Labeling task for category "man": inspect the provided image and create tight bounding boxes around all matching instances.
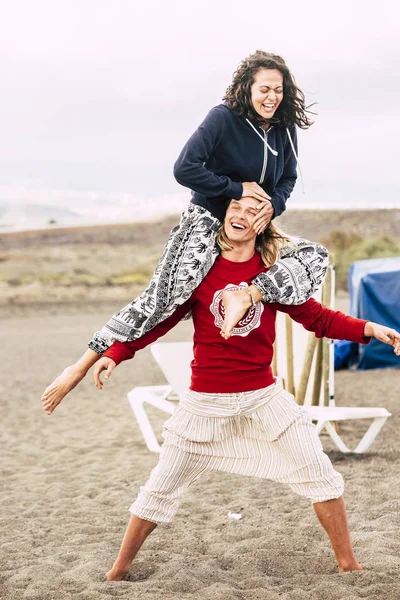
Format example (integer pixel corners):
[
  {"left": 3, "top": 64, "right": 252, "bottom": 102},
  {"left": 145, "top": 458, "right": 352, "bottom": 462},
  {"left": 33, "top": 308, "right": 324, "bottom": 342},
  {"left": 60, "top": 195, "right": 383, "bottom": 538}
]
[{"left": 93, "top": 197, "right": 399, "bottom": 581}]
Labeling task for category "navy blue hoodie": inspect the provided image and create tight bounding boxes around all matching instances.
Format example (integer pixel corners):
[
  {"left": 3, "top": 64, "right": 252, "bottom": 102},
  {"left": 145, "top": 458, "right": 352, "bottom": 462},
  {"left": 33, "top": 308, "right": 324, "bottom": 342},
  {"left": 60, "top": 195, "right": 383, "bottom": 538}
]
[{"left": 173, "top": 103, "right": 298, "bottom": 222}]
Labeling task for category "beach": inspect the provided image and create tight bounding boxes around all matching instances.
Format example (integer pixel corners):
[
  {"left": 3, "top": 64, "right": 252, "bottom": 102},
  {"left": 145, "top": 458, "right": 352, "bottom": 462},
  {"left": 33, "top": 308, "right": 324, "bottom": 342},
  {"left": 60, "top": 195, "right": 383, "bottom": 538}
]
[
  {"left": 1, "top": 210, "right": 400, "bottom": 599},
  {"left": 1, "top": 208, "right": 399, "bottom": 312}
]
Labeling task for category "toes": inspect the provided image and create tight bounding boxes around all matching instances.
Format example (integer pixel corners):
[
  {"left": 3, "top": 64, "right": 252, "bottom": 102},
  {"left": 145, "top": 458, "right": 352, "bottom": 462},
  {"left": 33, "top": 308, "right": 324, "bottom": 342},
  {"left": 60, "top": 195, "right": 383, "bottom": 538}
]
[{"left": 42, "top": 387, "right": 57, "bottom": 401}]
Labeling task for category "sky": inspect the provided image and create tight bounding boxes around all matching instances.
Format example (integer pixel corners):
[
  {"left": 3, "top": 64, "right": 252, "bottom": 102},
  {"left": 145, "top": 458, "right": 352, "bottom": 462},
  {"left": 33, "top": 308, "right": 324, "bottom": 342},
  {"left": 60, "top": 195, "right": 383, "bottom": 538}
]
[{"left": 1, "top": 0, "right": 400, "bottom": 224}]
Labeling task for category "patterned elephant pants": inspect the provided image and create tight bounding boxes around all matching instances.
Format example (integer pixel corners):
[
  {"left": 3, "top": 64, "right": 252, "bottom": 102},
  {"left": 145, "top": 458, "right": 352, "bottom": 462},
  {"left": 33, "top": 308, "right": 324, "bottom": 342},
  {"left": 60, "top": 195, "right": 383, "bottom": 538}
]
[
  {"left": 130, "top": 381, "right": 344, "bottom": 524},
  {"left": 88, "top": 204, "right": 329, "bottom": 354}
]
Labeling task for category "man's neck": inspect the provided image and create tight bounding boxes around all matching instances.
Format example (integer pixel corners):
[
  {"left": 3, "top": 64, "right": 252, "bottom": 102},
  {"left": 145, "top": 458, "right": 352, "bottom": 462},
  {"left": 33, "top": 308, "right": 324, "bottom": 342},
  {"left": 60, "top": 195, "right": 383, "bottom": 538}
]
[{"left": 221, "top": 245, "right": 255, "bottom": 263}]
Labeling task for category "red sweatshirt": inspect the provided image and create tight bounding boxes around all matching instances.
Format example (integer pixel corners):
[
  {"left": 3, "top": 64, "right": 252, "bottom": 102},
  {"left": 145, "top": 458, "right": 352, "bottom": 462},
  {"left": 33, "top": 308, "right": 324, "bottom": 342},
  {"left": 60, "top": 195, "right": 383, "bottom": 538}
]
[{"left": 104, "top": 252, "right": 369, "bottom": 393}]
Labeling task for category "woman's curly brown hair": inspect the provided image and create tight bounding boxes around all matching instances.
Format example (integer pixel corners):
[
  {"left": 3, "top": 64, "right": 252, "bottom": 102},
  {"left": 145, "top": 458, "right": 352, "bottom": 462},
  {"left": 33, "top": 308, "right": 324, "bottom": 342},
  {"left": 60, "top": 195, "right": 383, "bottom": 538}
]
[{"left": 223, "top": 50, "right": 314, "bottom": 130}]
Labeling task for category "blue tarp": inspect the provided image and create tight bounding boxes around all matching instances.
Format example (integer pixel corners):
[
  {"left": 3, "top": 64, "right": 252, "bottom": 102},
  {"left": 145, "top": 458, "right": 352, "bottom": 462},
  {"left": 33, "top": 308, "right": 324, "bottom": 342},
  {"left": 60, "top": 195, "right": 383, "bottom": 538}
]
[
  {"left": 348, "top": 257, "right": 400, "bottom": 370},
  {"left": 334, "top": 340, "right": 358, "bottom": 370}
]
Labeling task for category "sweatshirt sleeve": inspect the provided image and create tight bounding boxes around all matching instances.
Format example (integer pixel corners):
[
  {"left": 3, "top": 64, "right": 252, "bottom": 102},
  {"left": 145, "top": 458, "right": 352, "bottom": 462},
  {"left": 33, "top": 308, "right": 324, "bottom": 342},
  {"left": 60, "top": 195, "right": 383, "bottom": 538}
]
[
  {"left": 278, "top": 298, "right": 370, "bottom": 343},
  {"left": 173, "top": 106, "right": 243, "bottom": 200},
  {"left": 270, "top": 124, "right": 298, "bottom": 218},
  {"left": 103, "top": 300, "right": 192, "bottom": 365}
]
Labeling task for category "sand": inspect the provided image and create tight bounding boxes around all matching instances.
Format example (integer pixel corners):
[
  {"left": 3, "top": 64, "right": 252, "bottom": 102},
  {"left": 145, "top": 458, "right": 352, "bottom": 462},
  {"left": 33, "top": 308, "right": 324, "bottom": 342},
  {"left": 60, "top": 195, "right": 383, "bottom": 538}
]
[
  {"left": 1, "top": 301, "right": 400, "bottom": 600},
  {"left": 1, "top": 211, "right": 400, "bottom": 599}
]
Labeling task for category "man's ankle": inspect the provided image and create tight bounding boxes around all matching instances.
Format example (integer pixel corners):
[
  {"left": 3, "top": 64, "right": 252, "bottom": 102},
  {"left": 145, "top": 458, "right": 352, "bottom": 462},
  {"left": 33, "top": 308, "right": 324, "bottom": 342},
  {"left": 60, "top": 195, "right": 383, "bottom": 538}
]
[{"left": 337, "top": 557, "right": 361, "bottom": 571}]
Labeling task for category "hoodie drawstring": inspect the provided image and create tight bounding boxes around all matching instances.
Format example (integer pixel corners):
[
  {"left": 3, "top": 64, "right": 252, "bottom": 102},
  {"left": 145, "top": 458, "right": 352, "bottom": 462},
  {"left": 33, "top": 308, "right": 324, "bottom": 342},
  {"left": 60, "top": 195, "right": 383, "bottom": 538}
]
[
  {"left": 286, "top": 127, "right": 305, "bottom": 194},
  {"left": 245, "top": 118, "right": 278, "bottom": 156},
  {"left": 245, "top": 118, "right": 305, "bottom": 194}
]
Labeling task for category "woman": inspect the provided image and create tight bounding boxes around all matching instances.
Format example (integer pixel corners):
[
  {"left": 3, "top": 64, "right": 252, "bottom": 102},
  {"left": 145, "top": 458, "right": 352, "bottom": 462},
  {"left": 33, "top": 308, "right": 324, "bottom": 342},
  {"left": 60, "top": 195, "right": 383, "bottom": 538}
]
[{"left": 41, "top": 50, "right": 328, "bottom": 414}]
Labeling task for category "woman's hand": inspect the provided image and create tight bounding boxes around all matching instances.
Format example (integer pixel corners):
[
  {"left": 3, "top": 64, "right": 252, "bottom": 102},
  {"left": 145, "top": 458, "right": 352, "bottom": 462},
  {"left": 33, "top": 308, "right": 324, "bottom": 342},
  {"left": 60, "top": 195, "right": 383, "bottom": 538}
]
[
  {"left": 364, "top": 322, "right": 400, "bottom": 355},
  {"left": 242, "top": 182, "right": 271, "bottom": 203},
  {"left": 93, "top": 357, "right": 117, "bottom": 389},
  {"left": 252, "top": 200, "right": 274, "bottom": 234}
]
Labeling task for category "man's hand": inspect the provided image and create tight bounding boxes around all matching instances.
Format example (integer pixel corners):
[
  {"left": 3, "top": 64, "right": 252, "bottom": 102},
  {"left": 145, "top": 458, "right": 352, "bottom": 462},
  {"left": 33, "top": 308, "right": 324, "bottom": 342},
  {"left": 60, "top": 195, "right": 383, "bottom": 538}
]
[
  {"left": 252, "top": 200, "right": 274, "bottom": 234},
  {"left": 93, "top": 357, "right": 117, "bottom": 389},
  {"left": 364, "top": 322, "right": 400, "bottom": 355}
]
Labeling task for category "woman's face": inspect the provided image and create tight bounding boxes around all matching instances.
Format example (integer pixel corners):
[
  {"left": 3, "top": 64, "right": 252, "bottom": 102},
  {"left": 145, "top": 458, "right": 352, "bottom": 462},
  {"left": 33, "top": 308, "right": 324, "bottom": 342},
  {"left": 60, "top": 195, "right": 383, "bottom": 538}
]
[{"left": 250, "top": 68, "right": 284, "bottom": 120}]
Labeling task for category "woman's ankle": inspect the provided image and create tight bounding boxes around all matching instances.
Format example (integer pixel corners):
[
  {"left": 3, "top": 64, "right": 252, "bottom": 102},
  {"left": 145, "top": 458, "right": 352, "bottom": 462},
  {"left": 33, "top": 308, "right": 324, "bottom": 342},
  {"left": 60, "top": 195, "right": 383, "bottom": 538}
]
[
  {"left": 247, "top": 284, "right": 263, "bottom": 303},
  {"left": 74, "top": 349, "right": 102, "bottom": 374}
]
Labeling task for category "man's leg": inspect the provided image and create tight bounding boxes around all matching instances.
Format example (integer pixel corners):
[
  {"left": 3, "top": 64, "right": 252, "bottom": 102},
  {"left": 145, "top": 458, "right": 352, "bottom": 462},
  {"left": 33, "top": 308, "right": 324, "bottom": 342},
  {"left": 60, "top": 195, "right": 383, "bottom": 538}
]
[
  {"left": 106, "top": 516, "right": 157, "bottom": 581},
  {"left": 106, "top": 439, "right": 213, "bottom": 580},
  {"left": 266, "top": 404, "right": 363, "bottom": 572},
  {"left": 313, "top": 497, "right": 363, "bottom": 572}
]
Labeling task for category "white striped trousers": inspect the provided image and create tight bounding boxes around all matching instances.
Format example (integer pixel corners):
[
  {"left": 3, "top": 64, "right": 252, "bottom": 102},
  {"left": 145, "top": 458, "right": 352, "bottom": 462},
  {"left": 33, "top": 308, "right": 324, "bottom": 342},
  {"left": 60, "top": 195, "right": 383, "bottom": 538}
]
[{"left": 130, "top": 381, "right": 344, "bottom": 524}]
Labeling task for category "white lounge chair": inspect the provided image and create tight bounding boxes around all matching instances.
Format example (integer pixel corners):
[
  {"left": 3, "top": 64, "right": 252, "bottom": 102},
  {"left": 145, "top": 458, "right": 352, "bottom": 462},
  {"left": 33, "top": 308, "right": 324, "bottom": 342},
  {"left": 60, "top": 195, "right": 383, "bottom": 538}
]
[
  {"left": 127, "top": 343, "right": 191, "bottom": 454},
  {"left": 127, "top": 342, "right": 391, "bottom": 454}
]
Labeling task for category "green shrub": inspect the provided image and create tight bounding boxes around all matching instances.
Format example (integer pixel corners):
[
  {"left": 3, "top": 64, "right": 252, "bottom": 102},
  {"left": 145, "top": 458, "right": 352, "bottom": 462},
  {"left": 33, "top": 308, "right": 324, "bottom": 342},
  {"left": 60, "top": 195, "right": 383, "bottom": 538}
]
[{"left": 322, "top": 231, "right": 400, "bottom": 289}]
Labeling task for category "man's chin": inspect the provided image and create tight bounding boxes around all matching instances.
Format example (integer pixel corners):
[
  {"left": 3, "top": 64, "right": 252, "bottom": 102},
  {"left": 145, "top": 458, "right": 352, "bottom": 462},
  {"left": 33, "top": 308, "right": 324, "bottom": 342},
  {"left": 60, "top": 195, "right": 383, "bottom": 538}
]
[
  {"left": 227, "top": 233, "right": 256, "bottom": 244},
  {"left": 227, "top": 231, "right": 243, "bottom": 241}
]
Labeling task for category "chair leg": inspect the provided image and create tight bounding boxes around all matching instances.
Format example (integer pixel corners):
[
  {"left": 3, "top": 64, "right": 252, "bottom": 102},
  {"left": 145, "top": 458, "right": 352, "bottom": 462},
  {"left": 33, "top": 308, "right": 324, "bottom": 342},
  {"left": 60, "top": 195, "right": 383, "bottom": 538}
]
[
  {"left": 314, "top": 420, "right": 327, "bottom": 435},
  {"left": 353, "top": 417, "right": 389, "bottom": 454},
  {"left": 128, "top": 394, "right": 163, "bottom": 453},
  {"left": 320, "top": 417, "right": 389, "bottom": 454},
  {"left": 323, "top": 421, "right": 351, "bottom": 453}
]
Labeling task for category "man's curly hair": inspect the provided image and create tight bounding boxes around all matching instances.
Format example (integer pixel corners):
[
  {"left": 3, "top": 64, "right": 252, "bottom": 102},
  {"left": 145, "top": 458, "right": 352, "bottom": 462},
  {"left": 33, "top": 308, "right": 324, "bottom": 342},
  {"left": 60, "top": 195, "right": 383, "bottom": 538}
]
[{"left": 223, "top": 50, "right": 314, "bottom": 130}]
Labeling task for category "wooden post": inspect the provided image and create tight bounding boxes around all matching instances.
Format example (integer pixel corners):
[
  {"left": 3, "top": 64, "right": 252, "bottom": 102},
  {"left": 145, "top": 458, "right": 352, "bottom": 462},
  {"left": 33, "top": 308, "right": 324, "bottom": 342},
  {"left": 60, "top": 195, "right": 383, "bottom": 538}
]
[
  {"left": 295, "top": 333, "right": 317, "bottom": 405},
  {"left": 321, "top": 261, "right": 332, "bottom": 307},
  {"left": 285, "top": 314, "right": 295, "bottom": 395},
  {"left": 321, "top": 261, "right": 332, "bottom": 407},
  {"left": 322, "top": 338, "right": 330, "bottom": 407},
  {"left": 311, "top": 338, "right": 323, "bottom": 406},
  {"left": 328, "top": 257, "right": 336, "bottom": 408}
]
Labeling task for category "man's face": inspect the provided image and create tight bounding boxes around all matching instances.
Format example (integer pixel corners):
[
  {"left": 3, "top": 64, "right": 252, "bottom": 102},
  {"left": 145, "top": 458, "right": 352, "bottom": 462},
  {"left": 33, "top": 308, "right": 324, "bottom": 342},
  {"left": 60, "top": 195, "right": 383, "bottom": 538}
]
[{"left": 224, "top": 197, "right": 261, "bottom": 244}]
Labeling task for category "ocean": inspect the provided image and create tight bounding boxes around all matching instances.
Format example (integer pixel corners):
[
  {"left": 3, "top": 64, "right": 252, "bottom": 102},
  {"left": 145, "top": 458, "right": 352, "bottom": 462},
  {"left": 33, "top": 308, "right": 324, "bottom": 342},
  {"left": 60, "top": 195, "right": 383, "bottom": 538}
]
[{"left": 0, "top": 191, "right": 399, "bottom": 233}]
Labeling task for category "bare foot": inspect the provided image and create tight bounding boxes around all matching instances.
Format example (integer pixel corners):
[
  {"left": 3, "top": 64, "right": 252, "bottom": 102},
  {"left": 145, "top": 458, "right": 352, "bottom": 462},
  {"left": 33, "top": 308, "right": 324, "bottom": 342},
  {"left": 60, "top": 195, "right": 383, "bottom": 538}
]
[
  {"left": 220, "top": 289, "right": 253, "bottom": 340},
  {"left": 338, "top": 561, "right": 364, "bottom": 573},
  {"left": 41, "top": 365, "right": 86, "bottom": 415},
  {"left": 105, "top": 564, "right": 130, "bottom": 581}
]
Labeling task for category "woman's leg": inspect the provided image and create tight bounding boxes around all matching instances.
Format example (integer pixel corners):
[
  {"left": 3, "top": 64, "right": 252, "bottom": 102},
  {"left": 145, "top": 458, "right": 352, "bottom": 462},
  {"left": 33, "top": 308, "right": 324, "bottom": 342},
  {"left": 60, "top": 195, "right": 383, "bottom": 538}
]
[
  {"left": 89, "top": 205, "right": 221, "bottom": 354},
  {"left": 40, "top": 205, "right": 220, "bottom": 412},
  {"left": 221, "top": 239, "right": 329, "bottom": 338},
  {"left": 41, "top": 348, "right": 99, "bottom": 415},
  {"left": 252, "top": 238, "right": 329, "bottom": 304}
]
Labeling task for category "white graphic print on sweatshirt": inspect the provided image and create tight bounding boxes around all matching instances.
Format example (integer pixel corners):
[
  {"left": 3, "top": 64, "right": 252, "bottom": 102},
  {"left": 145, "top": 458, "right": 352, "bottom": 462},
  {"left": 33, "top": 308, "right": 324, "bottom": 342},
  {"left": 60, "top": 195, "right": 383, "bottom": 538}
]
[{"left": 210, "top": 283, "right": 264, "bottom": 337}]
